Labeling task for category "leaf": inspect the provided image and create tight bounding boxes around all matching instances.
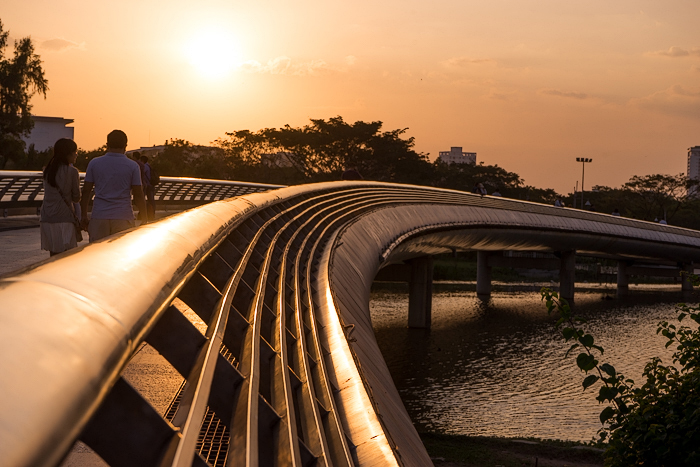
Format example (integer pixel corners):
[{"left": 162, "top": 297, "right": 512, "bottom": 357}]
[
  {"left": 577, "top": 353, "right": 598, "bottom": 372},
  {"left": 597, "top": 386, "right": 618, "bottom": 402},
  {"left": 579, "top": 334, "right": 594, "bottom": 347},
  {"left": 565, "top": 343, "right": 580, "bottom": 358},
  {"left": 600, "top": 406, "right": 615, "bottom": 423},
  {"left": 563, "top": 327, "right": 576, "bottom": 340},
  {"left": 591, "top": 345, "right": 605, "bottom": 355},
  {"left": 600, "top": 363, "right": 616, "bottom": 377},
  {"left": 583, "top": 375, "right": 599, "bottom": 390}
]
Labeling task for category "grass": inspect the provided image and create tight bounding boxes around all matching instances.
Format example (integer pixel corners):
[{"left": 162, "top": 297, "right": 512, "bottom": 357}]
[{"left": 420, "top": 433, "right": 605, "bottom": 467}]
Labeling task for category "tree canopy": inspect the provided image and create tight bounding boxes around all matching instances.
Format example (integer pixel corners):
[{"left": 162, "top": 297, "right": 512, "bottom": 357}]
[
  {"left": 579, "top": 173, "right": 699, "bottom": 227},
  {"left": 0, "top": 19, "right": 48, "bottom": 169},
  {"left": 215, "top": 116, "right": 432, "bottom": 184}
]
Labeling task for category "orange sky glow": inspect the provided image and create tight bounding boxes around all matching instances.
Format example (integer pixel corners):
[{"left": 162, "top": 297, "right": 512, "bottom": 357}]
[{"left": 4, "top": 0, "right": 699, "bottom": 193}]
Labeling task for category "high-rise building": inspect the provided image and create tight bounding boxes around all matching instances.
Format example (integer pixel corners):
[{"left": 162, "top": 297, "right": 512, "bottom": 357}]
[
  {"left": 688, "top": 146, "right": 700, "bottom": 197},
  {"left": 438, "top": 147, "right": 476, "bottom": 165}
]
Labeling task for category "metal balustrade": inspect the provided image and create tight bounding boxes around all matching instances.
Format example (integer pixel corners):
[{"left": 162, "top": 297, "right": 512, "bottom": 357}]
[
  {"left": 0, "top": 171, "right": 284, "bottom": 211},
  {"left": 3, "top": 181, "right": 700, "bottom": 467}
]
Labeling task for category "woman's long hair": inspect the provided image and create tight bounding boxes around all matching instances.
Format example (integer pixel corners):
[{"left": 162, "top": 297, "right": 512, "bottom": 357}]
[{"left": 43, "top": 139, "right": 78, "bottom": 188}]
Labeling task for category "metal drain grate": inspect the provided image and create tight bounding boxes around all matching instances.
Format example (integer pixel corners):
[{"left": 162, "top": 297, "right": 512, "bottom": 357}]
[{"left": 164, "top": 381, "right": 230, "bottom": 467}]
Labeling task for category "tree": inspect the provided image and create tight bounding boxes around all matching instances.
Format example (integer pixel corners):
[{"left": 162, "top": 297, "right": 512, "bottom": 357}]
[
  {"left": 580, "top": 174, "right": 699, "bottom": 223},
  {"left": 623, "top": 173, "right": 696, "bottom": 222},
  {"left": 430, "top": 159, "right": 524, "bottom": 194},
  {"left": 0, "top": 19, "right": 49, "bottom": 169},
  {"left": 150, "top": 139, "right": 230, "bottom": 180},
  {"left": 74, "top": 146, "right": 106, "bottom": 171},
  {"left": 215, "top": 116, "right": 432, "bottom": 184}
]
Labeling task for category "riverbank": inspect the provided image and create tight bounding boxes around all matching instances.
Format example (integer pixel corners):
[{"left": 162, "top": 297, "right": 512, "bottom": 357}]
[{"left": 421, "top": 433, "right": 604, "bottom": 467}]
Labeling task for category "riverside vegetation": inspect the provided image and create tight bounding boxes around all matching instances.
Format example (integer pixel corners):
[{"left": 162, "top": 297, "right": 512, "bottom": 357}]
[{"left": 541, "top": 279, "right": 700, "bottom": 466}]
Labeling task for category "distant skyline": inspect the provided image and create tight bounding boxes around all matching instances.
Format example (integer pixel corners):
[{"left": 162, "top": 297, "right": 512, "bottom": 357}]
[{"left": 4, "top": 0, "right": 699, "bottom": 193}]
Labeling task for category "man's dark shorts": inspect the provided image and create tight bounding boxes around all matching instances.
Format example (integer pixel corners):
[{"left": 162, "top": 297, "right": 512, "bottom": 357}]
[{"left": 88, "top": 219, "right": 135, "bottom": 243}]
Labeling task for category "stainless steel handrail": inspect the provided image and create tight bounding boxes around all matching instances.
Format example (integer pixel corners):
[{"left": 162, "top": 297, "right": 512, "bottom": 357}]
[{"left": 2, "top": 181, "right": 700, "bottom": 467}]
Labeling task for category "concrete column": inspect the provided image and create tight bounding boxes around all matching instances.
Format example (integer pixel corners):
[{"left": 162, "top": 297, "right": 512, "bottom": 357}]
[
  {"left": 408, "top": 256, "right": 433, "bottom": 329},
  {"left": 681, "top": 263, "right": 694, "bottom": 293},
  {"left": 616, "top": 261, "right": 629, "bottom": 298},
  {"left": 559, "top": 250, "right": 576, "bottom": 303},
  {"left": 476, "top": 251, "right": 492, "bottom": 299}
]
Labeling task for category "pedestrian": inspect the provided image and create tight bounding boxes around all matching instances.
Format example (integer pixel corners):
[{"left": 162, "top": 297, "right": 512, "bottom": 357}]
[
  {"left": 611, "top": 208, "right": 621, "bottom": 216},
  {"left": 140, "top": 155, "right": 156, "bottom": 221},
  {"left": 130, "top": 151, "right": 147, "bottom": 185},
  {"left": 129, "top": 151, "right": 149, "bottom": 222},
  {"left": 474, "top": 183, "right": 487, "bottom": 197},
  {"left": 80, "top": 130, "right": 148, "bottom": 242},
  {"left": 554, "top": 198, "right": 563, "bottom": 207},
  {"left": 40, "top": 138, "right": 81, "bottom": 256},
  {"left": 491, "top": 187, "right": 502, "bottom": 197},
  {"left": 659, "top": 218, "right": 668, "bottom": 225}
]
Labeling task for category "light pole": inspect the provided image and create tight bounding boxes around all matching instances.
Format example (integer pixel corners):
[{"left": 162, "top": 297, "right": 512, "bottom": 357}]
[{"left": 576, "top": 157, "right": 593, "bottom": 209}]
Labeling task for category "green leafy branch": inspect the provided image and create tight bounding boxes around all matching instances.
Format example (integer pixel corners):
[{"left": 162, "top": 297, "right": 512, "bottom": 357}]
[
  {"left": 541, "top": 288, "right": 633, "bottom": 432},
  {"left": 541, "top": 283, "right": 700, "bottom": 466}
]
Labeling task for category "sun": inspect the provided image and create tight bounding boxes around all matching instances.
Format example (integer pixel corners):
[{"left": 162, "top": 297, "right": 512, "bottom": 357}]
[{"left": 184, "top": 28, "right": 242, "bottom": 79}]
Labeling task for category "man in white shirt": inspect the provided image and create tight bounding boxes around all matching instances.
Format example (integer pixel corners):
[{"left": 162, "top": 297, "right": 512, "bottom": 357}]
[{"left": 80, "top": 130, "right": 147, "bottom": 242}]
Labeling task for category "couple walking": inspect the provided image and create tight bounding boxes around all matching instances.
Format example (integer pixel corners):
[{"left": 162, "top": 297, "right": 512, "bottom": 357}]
[{"left": 40, "top": 129, "right": 148, "bottom": 255}]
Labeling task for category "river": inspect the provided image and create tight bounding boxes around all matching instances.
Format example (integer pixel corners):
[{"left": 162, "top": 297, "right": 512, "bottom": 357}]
[{"left": 369, "top": 285, "right": 689, "bottom": 442}]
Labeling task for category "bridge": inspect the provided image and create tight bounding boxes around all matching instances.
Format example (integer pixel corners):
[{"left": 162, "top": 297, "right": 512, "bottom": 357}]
[
  {"left": 0, "top": 171, "right": 284, "bottom": 215},
  {"left": 2, "top": 176, "right": 700, "bottom": 467}
]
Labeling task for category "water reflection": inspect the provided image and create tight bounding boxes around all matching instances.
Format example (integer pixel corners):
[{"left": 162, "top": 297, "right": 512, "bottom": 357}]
[{"left": 370, "top": 288, "right": 688, "bottom": 442}]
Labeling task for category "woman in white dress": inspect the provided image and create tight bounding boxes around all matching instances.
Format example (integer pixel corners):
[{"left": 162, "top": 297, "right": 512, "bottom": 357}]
[{"left": 40, "top": 138, "right": 80, "bottom": 256}]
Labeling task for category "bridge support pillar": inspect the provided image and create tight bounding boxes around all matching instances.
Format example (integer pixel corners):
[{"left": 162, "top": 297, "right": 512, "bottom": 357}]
[
  {"left": 682, "top": 263, "right": 694, "bottom": 294},
  {"left": 476, "top": 251, "right": 492, "bottom": 299},
  {"left": 408, "top": 256, "right": 433, "bottom": 329},
  {"left": 559, "top": 250, "right": 576, "bottom": 303},
  {"left": 616, "top": 261, "right": 629, "bottom": 298}
]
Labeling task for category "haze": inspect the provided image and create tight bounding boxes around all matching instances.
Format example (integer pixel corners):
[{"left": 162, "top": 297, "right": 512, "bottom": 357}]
[{"left": 4, "top": 0, "right": 699, "bottom": 193}]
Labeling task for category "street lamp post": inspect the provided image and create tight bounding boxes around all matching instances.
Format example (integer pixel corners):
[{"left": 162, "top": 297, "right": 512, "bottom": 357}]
[{"left": 576, "top": 157, "right": 593, "bottom": 209}]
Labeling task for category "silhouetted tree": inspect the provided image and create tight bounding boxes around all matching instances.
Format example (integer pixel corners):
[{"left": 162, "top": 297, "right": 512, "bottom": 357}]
[
  {"left": 623, "top": 173, "right": 695, "bottom": 221},
  {"left": 576, "top": 174, "right": 699, "bottom": 225},
  {"left": 430, "top": 160, "right": 523, "bottom": 193},
  {"left": 150, "top": 139, "right": 229, "bottom": 180},
  {"left": 74, "top": 146, "right": 106, "bottom": 171},
  {"left": 0, "top": 19, "right": 48, "bottom": 169},
  {"left": 216, "top": 116, "right": 431, "bottom": 183}
]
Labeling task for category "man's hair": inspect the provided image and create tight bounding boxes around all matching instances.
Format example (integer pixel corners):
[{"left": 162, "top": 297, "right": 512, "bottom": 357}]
[
  {"left": 132, "top": 151, "right": 141, "bottom": 158},
  {"left": 107, "top": 130, "right": 128, "bottom": 149},
  {"left": 140, "top": 155, "right": 148, "bottom": 163}
]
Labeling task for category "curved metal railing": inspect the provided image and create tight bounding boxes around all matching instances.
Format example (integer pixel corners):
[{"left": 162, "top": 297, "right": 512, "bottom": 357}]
[
  {"left": 0, "top": 171, "right": 284, "bottom": 211},
  {"left": 2, "top": 181, "right": 700, "bottom": 467}
]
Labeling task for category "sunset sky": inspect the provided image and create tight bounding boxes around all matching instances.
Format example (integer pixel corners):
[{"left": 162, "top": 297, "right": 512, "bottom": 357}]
[{"left": 4, "top": 0, "right": 699, "bottom": 193}]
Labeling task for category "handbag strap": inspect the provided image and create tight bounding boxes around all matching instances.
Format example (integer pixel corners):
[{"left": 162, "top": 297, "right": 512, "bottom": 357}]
[{"left": 54, "top": 175, "right": 81, "bottom": 225}]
